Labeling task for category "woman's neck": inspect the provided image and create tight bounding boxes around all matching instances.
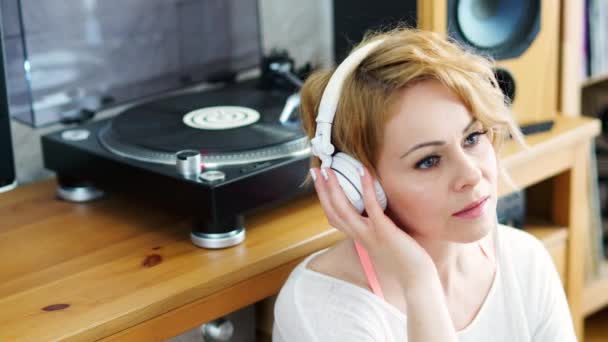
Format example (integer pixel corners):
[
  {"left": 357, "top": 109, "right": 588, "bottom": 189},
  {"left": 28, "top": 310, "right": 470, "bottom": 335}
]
[{"left": 413, "top": 227, "right": 496, "bottom": 294}]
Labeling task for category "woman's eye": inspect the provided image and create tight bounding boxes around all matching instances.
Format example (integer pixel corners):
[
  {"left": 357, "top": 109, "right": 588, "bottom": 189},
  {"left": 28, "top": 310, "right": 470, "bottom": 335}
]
[
  {"left": 464, "top": 130, "right": 487, "bottom": 147},
  {"left": 415, "top": 156, "right": 440, "bottom": 169}
]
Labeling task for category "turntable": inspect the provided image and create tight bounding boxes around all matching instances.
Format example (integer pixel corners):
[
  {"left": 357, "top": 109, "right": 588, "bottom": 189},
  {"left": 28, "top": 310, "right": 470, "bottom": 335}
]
[
  {"left": 41, "top": 79, "right": 312, "bottom": 248},
  {"left": 1, "top": 0, "right": 316, "bottom": 248}
]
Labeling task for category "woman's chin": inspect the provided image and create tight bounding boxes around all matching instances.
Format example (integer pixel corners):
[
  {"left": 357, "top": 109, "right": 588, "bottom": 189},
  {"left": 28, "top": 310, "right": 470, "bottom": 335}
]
[{"left": 452, "top": 219, "right": 495, "bottom": 243}]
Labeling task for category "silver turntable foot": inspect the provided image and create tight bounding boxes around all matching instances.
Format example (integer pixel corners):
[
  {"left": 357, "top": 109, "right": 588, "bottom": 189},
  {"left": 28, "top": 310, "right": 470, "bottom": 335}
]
[
  {"left": 190, "top": 228, "right": 246, "bottom": 249},
  {"left": 57, "top": 184, "right": 105, "bottom": 202}
]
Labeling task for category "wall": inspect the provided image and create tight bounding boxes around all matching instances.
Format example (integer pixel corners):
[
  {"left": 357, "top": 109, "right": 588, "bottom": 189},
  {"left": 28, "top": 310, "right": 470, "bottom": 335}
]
[{"left": 9, "top": 0, "right": 333, "bottom": 185}]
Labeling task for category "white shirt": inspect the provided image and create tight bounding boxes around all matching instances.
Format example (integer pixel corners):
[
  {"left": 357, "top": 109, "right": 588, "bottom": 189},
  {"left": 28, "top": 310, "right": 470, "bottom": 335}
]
[{"left": 272, "top": 225, "right": 577, "bottom": 341}]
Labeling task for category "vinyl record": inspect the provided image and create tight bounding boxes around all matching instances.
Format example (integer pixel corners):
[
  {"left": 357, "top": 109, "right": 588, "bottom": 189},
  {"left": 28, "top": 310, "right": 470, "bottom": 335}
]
[{"left": 109, "top": 81, "right": 304, "bottom": 154}]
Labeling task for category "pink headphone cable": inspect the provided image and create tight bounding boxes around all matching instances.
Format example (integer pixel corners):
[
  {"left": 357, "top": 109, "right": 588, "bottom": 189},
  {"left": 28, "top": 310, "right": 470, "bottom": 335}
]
[{"left": 353, "top": 240, "right": 385, "bottom": 300}]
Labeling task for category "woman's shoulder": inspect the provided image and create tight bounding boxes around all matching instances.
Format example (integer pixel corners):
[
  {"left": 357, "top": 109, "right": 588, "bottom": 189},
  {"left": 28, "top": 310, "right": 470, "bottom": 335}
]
[
  {"left": 274, "top": 239, "right": 406, "bottom": 314},
  {"left": 275, "top": 240, "right": 373, "bottom": 305},
  {"left": 497, "top": 223, "right": 549, "bottom": 257},
  {"left": 306, "top": 239, "right": 371, "bottom": 290},
  {"left": 495, "top": 224, "right": 575, "bottom": 338},
  {"left": 273, "top": 241, "right": 400, "bottom": 341},
  {"left": 496, "top": 224, "right": 558, "bottom": 281}
]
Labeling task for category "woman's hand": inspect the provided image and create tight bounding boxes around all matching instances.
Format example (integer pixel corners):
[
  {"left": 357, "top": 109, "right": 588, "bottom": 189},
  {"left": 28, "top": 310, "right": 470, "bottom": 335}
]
[
  {"left": 312, "top": 167, "right": 458, "bottom": 341},
  {"left": 310, "top": 167, "right": 438, "bottom": 293}
]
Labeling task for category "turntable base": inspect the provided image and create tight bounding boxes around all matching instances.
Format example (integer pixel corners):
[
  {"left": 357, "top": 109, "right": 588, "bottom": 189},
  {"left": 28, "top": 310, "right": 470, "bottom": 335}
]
[
  {"left": 41, "top": 80, "right": 312, "bottom": 249},
  {"left": 56, "top": 176, "right": 248, "bottom": 248}
]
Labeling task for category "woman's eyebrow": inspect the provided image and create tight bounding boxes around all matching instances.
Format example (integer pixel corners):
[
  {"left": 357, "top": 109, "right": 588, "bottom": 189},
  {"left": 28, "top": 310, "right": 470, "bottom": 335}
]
[{"left": 399, "top": 118, "right": 477, "bottom": 159}]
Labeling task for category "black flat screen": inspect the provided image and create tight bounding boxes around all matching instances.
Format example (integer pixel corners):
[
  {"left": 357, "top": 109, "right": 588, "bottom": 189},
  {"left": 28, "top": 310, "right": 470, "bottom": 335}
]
[{"left": 0, "top": 14, "right": 15, "bottom": 191}]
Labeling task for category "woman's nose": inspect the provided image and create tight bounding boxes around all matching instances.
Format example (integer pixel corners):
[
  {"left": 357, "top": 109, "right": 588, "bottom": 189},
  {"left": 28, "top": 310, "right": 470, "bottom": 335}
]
[{"left": 451, "top": 153, "right": 483, "bottom": 192}]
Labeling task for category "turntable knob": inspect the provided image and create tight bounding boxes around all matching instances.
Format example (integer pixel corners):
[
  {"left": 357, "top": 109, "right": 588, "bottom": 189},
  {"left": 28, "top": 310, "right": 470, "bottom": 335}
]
[{"left": 176, "top": 150, "right": 202, "bottom": 177}]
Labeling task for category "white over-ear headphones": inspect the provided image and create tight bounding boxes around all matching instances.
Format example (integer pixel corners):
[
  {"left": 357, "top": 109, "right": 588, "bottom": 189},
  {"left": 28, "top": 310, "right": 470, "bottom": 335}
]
[{"left": 310, "top": 39, "right": 388, "bottom": 214}]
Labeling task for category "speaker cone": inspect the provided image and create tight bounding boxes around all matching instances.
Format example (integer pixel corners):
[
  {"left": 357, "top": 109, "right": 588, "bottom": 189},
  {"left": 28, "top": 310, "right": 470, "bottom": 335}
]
[{"left": 448, "top": 0, "right": 540, "bottom": 60}]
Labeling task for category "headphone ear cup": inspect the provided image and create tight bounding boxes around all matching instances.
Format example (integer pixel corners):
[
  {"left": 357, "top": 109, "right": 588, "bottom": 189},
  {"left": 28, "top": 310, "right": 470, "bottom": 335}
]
[
  {"left": 330, "top": 153, "right": 387, "bottom": 214},
  {"left": 330, "top": 153, "right": 365, "bottom": 213}
]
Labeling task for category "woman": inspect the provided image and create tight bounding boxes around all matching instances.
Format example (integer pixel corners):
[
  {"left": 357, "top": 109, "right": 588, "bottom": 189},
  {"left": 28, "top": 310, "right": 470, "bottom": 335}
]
[{"left": 272, "top": 28, "right": 576, "bottom": 341}]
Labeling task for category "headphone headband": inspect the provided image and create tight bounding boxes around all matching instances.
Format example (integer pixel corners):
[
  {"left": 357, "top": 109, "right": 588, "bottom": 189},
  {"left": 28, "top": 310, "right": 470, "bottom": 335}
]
[{"left": 311, "top": 39, "right": 385, "bottom": 168}]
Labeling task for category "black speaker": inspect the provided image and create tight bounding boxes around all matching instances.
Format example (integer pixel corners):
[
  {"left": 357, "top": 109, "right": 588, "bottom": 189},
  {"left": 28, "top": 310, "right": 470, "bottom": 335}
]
[
  {"left": 332, "top": 1, "right": 417, "bottom": 63},
  {"left": 0, "top": 13, "right": 16, "bottom": 193}
]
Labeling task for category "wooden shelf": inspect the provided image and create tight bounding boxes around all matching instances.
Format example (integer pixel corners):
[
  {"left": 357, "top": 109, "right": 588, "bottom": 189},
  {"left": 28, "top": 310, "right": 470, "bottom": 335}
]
[
  {"left": 497, "top": 115, "right": 600, "bottom": 196},
  {"left": 582, "top": 73, "right": 608, "bottom": 89},
  {"left": 584, "top": 261, "right": 608, "bottom": 316}
]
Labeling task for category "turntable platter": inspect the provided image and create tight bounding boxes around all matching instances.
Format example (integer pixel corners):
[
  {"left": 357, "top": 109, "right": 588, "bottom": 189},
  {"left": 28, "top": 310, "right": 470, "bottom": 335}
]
[{"left": 98, "top": 82, "right": 309, "bottom": 167}]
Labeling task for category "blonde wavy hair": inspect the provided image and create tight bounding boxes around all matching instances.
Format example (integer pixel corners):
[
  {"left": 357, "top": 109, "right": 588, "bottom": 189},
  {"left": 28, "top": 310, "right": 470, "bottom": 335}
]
[{"left": 300, "top": 27, "right": 525, "bottom": 180}]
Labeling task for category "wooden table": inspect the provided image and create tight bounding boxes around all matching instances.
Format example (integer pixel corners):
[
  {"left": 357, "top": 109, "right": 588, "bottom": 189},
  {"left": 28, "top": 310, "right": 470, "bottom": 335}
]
[
  {"left": 0, "top": 115, "right": 600, "bottom": 341},
  {"left": 0, "top": 180, "right": 342, "bottom": 341}
]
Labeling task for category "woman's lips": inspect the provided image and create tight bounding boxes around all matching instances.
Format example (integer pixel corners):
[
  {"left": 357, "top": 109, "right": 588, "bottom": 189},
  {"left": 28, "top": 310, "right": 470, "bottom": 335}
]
[{"left": 452, "top": 196, "right": 490, "bottom": 219}]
